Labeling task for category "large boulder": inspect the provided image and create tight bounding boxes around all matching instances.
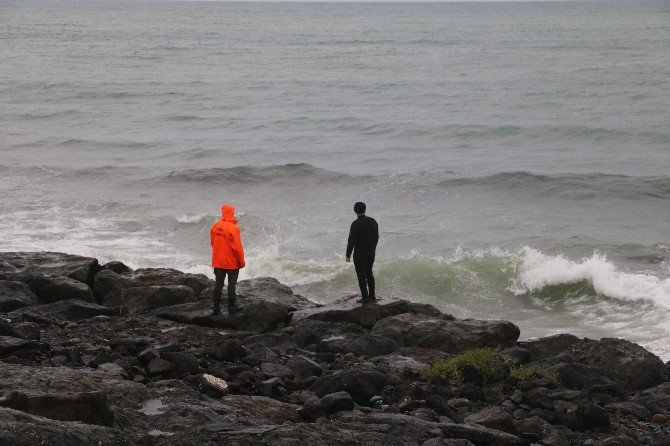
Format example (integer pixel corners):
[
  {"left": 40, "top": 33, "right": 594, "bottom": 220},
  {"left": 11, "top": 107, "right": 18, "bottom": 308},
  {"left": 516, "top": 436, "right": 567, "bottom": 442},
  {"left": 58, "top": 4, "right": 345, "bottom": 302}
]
[
  {"left": 235, "top": 277, "right": 317, "bottom": 311},
  {"left": 0, "top": 251, "right": 100, "bottom": 285},
  {"left": 0, "top": 407, "right": 132, "bottom": 446},
  {"left": 0, "top": 336, "right": 41, "bottom": 356},
  {"left": 286, "top": 355, "right": 323, "bottom": 381},
  {"left": 543, "top": 361, "right": 618, "bottom": 392},
  {"left": 564, "top": 338, "right": 669, "bottom": 392},
  {"left": 526, "top": 337, "right": 669, "bottom": 393},
  {"left": 290, "top": 295, "right": 444, "bottom": 329},
  {"left": 518, "top": 334, "right": 582, "bottom": 361},
  {"left": 634, "top": 382, "right": 670, "bottom": 414},
  {"left": 0, "top": 280, "right": 35, "bottom": 312},
  {"left": 9, "top": 299, "right": 116, "bottom": 323},
  {"left": 371, "top": 313, "right": 520, "bottom": 353},
  {"left": 117, "top": 285, "right": 195, "bottom": 314},
  {"left": 320, "top": 391, "right": 355, "bottom": 415},
  {"left": 465, "top": 406, "right": 517, "bottom": 434},
  {"left": 292, "top": 318, "right": 398, "bottom": 357},
  {"left": 0, "top": 390, "right": 114, "bottom": 426},
  {"left": 0, "top": 272, "right": 94, "bottom": 304},
  {"left": 155, "top": 298, "right": 292, "bottom": 333},
  {"left": 92, "top": 268, "right": 210, "bottom": 304},
  {"left": 310, "top": 367, "right": 387, "bottom": 405}
]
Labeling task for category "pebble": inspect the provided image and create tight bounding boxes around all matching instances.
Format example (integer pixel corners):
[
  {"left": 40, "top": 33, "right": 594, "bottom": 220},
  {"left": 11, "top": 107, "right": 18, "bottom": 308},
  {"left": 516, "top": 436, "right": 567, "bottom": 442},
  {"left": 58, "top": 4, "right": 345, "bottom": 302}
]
[{"left": 651, "top": 413, "right": 667, "bottom": 424}]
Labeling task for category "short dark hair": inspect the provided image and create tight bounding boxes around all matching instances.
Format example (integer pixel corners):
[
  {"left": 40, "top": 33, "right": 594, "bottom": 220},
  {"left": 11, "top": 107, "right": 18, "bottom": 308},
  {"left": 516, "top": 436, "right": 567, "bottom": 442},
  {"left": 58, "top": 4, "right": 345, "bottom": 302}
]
[{"left": 354, "top": 202, "right": 366, "bottom": 214}]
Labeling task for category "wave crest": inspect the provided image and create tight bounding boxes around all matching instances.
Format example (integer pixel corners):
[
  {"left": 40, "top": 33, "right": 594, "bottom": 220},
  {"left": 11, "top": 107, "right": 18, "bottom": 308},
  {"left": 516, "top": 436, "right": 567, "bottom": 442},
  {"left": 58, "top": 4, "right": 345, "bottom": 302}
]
[{"left": 512, "top": 247, "right": 670, "bottom": 309}]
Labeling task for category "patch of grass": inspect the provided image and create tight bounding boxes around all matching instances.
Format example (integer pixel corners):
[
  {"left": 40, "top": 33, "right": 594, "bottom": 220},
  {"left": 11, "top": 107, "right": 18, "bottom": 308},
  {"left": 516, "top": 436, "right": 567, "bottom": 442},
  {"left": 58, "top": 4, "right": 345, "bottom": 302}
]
[
  {"left": 417, "top": 347, "right": 500, "bottom": 383},
  {"left": 417, "top": 347, "right": 559, "bottom": 388}
]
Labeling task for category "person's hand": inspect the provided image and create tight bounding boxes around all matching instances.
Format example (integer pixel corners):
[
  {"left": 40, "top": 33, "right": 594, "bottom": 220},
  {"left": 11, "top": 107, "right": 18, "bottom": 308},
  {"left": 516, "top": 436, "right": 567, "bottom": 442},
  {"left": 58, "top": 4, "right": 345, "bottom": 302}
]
[{"left": 345, "top": 257, "right": 350, "bottom": 263}]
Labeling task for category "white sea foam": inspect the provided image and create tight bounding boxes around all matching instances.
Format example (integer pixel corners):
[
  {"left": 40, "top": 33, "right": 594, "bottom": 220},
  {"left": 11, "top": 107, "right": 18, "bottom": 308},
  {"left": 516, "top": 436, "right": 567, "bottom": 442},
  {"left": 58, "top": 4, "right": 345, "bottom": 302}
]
[
  {"left": 512, "top": 247, "right": 670, "bottom": 309},
  {"left": 174, "top": 213, "right": 209, "bottom": 224}
]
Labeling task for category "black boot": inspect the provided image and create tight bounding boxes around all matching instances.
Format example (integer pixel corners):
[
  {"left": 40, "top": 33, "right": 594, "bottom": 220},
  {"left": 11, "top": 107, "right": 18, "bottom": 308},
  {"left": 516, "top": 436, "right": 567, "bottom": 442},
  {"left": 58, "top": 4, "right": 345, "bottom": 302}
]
[
  {"left": 227, "top": 297, "right": 242, "bottom": 314},
  {"left": 211, "top": 300, "right": 221, "bottom": 316}
]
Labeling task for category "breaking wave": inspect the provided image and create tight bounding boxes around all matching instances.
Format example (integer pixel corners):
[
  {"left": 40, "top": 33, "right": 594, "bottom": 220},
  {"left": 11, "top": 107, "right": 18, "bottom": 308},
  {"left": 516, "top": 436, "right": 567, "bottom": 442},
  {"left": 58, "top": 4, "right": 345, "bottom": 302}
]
[{"left": 511, "top": 247, "right": 670, "bottom": 309}]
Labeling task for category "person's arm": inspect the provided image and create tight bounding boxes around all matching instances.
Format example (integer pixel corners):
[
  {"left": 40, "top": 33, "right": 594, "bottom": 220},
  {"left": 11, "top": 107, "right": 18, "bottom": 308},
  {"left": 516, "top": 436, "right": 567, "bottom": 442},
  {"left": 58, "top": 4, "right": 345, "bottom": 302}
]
[
  {"left": 374, "top": 220, "right": 379, "bottom": 250},
  {"left": 232, "top": 227, "right": 245, "bottom": 268},
  {"left": 346, "top": 222, "right": 356, "bottom": 261}
]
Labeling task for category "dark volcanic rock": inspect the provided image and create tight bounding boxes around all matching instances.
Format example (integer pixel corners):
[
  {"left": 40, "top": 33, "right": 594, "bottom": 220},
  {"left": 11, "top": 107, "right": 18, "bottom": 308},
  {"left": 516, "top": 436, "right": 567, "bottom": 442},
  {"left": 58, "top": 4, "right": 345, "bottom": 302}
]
[
  {"left": 465, "top": 406, "right": 517, "bottom": 434},
  {"left": 578, "top": 403, "right": 610, "bottom": 429},
  {"left": 10, "top": 299, "right": 116, "bottom": 323},
  {"left": 423, "top": 439, "right": 476, "bottom": 446},
  {"left": 290, "top": 294, "right": 444, "bottom": 329},
  {"left": 518, "top": 334, "right": 582, "bottom": 361},
  {"left": 529, "top": 336, "right": 669, "bottom": 393},
  {"left": 156, "top": 298, "right": 292, "bottom": 333},
  {"left": 0, "top": 280, "right": 35, "bottom": 312},
  {"left": 310, "top": 367, "right": 387, "bottom": 405},
  {"left": 0, "top": 390, "right": 114, "bottom": 426},
  {"left": 360, "top": 413, "right": 529, "bottom": 446},
  {"left": 97, "top": 362, "right": 129, "bottom": 378},
  {"left": 100, "top": 261, "right": 133, "bottom": 275},
  {"left": 162, "top": 352, "right": 199, "bottom": 375},
  {"left": 0, "top": 336, "right": 41, "bottom": 356},
  {"left": 93, "top": 268, "right": 210, "bottom": 304},
  {"left": 298, "top": 396, "right": 324, "bottom": 422},
  {"left": 286, "top": 355, "right": 323, "bottom": 381},
  {"left": 0, "top": 407, "right": 132, "bottom": 446},
  {"left": 7, "top": 322, "right": 40, "bottom": 341},
  {"left": 568, "top": 338, "right": 669, "bottom": 392},
  {"left": 260, "top": 362, "right": 294, "bottom": 380},
  {"left": 117, "top": 285, "right": 196, "bottom": 313},
  {"left": 236, "top": 277, "right": 317, "bottom": 311},
  {"left": 3, "top": 273, "right": 95, "bottom": 304},
  {"left": 321, "top": 391, "right": 354, "bottom": 415},
  {"left": 147, "top": 358, "right": 177, "bottom": 375},
  {"left": 292, "top": 318, "right": 398, "bottom": 356},
  {"left": 635, "top": 382, "right": 670, "bottom": 414},
  {"left": 544, "top": 361, "right": 618, "bottom": 392},
  {"left": 0, "top": 251, "right": 100, "bottom": 285},
  {"left": 371, "top": 313, "right": 520, "bottom": 353}
]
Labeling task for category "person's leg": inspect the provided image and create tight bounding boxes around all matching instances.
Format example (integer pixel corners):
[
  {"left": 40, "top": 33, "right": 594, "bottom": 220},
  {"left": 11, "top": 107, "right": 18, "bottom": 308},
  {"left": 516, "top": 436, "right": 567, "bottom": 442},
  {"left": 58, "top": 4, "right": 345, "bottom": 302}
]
[
  {"left": 227, "top": 269, "right": 240, "bottom": 312},
  {"left": 354, "top": 259, "right": 369, "bottom": 300},
  {"left": 212, "top": 268, "right": 226, "bottom": 315},
  {"left": 366, "top": 258, "right": 375, "bottom": 301}
]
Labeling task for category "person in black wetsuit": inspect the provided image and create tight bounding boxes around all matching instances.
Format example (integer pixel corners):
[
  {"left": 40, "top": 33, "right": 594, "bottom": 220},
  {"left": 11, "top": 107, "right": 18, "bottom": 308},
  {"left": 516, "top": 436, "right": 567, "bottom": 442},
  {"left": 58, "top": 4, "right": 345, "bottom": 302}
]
[{"left": 346, "top": 201, "right": 379, "bottom": 304}]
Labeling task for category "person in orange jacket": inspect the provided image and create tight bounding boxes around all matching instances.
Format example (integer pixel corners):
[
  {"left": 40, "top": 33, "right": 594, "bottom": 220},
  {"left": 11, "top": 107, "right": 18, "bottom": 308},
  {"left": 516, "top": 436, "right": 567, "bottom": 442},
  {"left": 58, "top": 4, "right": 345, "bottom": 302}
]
[{"left": 210, "top": 204, "right": 245, "bottom": 315}]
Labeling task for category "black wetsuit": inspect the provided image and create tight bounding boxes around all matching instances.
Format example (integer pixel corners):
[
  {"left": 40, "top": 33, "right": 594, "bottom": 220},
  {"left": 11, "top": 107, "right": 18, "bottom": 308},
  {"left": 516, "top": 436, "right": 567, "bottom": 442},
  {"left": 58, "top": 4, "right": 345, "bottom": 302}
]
[{"left": 346, "top": 215, "right": 379, "bottom": 300}]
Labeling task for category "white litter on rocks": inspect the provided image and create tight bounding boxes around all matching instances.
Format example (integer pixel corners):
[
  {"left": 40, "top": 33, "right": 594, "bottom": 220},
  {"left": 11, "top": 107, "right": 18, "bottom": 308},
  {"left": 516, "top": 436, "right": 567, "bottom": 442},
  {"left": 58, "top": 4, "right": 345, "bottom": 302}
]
[
  {"left": 322, "top": 335, "right": 345, "bottom": 342},
  {"left": 148, "top": 429, "right": 175, "bottom": 437},
  {"left": 140, "top": 398, "right": 167, "bottom": 416}
]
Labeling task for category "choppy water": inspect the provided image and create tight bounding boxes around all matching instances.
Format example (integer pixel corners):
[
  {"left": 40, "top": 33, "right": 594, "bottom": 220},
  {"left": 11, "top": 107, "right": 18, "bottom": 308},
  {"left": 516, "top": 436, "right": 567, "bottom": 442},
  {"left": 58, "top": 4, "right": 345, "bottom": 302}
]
[{"left": 1, "top": 0, "right": 669, "bottom": 358}]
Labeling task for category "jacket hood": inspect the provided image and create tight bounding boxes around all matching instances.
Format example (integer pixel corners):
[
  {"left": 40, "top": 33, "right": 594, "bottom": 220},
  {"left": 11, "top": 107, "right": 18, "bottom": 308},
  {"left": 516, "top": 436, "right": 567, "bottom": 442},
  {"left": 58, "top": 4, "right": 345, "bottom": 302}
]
[{"left": 221, "top": 204, "right": 236, "bottom": 222}]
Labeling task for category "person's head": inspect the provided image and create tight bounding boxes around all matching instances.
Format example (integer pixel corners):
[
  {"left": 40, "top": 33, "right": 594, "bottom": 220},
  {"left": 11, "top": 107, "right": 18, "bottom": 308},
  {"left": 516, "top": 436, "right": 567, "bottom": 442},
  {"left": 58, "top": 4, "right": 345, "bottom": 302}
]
[
  {"left": 354, "top": 201, "right": 366, "bottom": 215},
  {"left": 221, "top": 204, "right": 236, "bottom": 221}
]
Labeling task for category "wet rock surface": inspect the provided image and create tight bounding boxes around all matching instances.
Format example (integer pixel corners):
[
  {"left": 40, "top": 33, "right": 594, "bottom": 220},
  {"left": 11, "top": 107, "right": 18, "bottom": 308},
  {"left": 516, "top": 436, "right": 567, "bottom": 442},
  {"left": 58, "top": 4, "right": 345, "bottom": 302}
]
[{"left": 1, "top": 251, "right": 669, "bottom": 446}]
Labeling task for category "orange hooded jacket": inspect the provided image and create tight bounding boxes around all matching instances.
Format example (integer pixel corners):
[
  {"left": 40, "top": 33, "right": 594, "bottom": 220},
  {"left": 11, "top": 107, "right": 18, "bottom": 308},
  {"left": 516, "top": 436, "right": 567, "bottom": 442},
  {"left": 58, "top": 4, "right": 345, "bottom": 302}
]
[{"left": 210, "top": 204, "right": 246, "bottom": 270}]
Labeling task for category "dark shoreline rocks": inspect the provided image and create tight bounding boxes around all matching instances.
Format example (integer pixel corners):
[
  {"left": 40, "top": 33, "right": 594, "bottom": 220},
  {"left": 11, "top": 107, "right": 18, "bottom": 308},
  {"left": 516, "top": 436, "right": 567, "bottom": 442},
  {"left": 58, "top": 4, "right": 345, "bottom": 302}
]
[{"left": 0, "top": 251, "right": 669, "bottom": 446}]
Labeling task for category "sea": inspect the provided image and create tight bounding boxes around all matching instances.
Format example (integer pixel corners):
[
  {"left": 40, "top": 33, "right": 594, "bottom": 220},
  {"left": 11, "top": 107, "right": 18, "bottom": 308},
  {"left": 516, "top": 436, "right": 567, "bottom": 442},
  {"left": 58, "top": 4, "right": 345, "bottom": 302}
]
[{"left": 1, "top": 0, "right": 669, "bottom": 359}]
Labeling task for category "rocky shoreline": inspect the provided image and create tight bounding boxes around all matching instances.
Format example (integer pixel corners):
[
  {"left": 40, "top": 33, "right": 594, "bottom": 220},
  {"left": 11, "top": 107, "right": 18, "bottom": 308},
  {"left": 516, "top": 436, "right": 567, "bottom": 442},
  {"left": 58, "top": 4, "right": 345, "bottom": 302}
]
[{"left": 0, "top": 251, "right": 669, "bottom": 446}]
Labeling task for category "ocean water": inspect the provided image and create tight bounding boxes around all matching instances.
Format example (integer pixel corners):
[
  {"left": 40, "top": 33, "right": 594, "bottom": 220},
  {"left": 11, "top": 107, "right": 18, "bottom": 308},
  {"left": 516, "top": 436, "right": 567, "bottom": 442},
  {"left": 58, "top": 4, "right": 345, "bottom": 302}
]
[{"left": 1, "top": 1, "right": 669, "bottom": 358}]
